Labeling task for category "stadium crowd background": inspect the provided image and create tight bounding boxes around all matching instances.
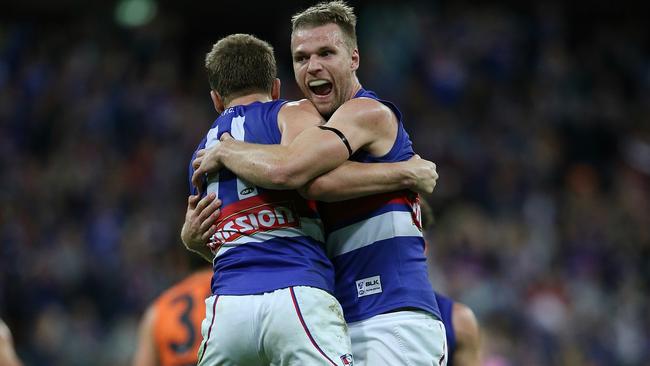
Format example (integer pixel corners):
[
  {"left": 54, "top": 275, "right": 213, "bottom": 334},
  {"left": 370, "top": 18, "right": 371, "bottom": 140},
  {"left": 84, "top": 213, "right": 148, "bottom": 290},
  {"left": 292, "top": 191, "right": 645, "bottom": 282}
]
[{"left": 1, "top": 1, "right": 649, "bottom": 365}]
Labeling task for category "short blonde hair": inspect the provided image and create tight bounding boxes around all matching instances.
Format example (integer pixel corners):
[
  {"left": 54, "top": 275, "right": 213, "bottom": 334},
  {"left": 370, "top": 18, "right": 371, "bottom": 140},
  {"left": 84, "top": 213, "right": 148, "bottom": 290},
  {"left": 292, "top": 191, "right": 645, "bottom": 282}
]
[{"left": 291, "top": 1, "right": 357, "bottom": 50}]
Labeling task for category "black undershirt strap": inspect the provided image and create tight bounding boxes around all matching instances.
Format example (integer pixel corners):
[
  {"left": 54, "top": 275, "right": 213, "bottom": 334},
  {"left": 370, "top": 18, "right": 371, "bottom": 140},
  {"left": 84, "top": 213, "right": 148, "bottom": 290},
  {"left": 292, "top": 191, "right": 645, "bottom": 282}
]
[{"left": 318, "top": 125, "right": 353, "bottom": 157}]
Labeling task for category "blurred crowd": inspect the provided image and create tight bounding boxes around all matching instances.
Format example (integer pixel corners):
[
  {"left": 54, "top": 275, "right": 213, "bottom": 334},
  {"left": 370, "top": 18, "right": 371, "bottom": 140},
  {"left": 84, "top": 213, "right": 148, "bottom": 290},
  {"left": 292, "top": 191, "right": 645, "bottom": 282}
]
[{"left": 1, "top": 2, "right": 649, "bottom": 365}]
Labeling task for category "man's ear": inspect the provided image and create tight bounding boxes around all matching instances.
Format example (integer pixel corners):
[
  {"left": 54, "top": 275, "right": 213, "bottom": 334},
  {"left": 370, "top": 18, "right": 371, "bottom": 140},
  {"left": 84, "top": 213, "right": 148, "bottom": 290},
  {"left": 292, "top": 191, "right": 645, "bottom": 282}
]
[
  {"left": 350, "top": 48, "right": 359, "bottom": 72},
  {"left": 210, "top": 90, "right": 225, "bottom": 113},
  {"left": 271, "top": 78, "right": 281, "bottom": 100}
]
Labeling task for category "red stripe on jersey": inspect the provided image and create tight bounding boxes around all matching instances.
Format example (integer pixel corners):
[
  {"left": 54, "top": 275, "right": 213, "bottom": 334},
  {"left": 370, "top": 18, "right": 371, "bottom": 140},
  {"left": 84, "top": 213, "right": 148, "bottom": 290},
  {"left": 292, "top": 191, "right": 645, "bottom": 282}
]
[
  {"left": 319, "top": 190, "right": 420, "bottom": 228},
  {"left": 219, "top": 191, "right": 315, "bottom": 218},
  {"left": 209, "top": 191, "right": 319, "bottom": 249}
]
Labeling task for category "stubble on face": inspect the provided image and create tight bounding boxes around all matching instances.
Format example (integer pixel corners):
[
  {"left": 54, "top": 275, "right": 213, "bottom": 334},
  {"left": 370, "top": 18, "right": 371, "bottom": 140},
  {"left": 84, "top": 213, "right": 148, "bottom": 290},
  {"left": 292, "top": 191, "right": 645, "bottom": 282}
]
[{"left": 291, "top": 24, "right": 359, "bottom": 118}]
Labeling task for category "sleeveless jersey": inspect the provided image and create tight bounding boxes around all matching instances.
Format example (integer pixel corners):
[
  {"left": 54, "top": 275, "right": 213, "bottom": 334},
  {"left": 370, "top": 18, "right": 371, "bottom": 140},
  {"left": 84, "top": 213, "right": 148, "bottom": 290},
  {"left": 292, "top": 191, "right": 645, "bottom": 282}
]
[
  {"left": 189, "top": 100, "right": 334, "bottom": 296},
  {"left": 435, "top": 292, "right": 457, "bottom": 366},
  {"left": 152, "top": 270, "right": 212, "bottom": 366},
  {"left": 318, "top": 89, "right": 441, "bottom": 323}
]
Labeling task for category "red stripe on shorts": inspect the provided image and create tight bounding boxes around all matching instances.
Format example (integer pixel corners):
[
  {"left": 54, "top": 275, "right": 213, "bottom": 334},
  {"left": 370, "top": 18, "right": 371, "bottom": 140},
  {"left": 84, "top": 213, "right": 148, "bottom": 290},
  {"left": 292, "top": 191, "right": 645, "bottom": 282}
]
[
  {"left": 198, "top": 295, "right": 219, "bottom": 363},
  {"left": 289, "top": 287, "right": 338, "bottom": 366}
]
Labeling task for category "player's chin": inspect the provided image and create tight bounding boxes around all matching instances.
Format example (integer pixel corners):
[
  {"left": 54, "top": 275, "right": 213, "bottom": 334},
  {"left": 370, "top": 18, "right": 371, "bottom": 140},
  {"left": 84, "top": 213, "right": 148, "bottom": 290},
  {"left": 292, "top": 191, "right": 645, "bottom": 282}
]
[
  {"left": 313, "top": 101, "right": 335, "bottom": 117},
  {"left": 308, "top": 95, "right": 334, "bottom": 115}
]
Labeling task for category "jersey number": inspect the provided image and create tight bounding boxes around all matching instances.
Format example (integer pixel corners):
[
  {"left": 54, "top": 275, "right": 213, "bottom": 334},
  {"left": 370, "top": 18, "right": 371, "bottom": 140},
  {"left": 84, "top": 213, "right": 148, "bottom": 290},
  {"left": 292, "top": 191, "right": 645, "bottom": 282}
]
[{"left": 169, "top": 293, "right": 196, "bottom": 354}]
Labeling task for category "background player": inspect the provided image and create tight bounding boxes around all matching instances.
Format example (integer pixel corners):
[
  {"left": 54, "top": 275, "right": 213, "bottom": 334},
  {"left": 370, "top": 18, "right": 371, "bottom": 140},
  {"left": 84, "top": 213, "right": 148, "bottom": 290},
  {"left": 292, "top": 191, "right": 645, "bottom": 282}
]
[
  {"left": 191, "top": 2, "right": 446, "bottom": 365},
  {"left": 434, "top": 293, "right": 481, "bottom": 366},
  {"left": 132, "top": 266, "right": 212, "bottom": 366},
  {"left": 0, "top": 319, "right": 23, "bottom": 366},
  {"left": 134, "top": 185, "right": 222, "bottom": 365},
  {"left": 420, "top": 199, "right": 482, "bottom": 366}
]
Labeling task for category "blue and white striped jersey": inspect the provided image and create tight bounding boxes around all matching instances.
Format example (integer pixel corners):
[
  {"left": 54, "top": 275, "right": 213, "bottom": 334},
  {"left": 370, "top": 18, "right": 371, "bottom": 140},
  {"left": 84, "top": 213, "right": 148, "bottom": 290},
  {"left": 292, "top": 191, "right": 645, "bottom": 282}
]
[
  {"left": 319, "top": 89, "right": 442, "bottom": 323},
  {"left": 189, "top": 100, "right": 334, "bottom": 297}
]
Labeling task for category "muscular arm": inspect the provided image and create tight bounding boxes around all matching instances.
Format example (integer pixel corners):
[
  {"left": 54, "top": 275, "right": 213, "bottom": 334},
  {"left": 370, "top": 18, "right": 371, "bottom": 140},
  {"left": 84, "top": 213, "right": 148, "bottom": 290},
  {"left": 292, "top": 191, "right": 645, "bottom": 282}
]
[
  {"left": 132, "top": 306, "right": 157, "bottom": 366},
  {"left": 452, "top": 302, "right": 481, "bottom": 366},
  {"left": 299, "top": 155, "right": 438, "bottom": 202},
  {"left": 193, "top": 98, "right": 397, "bottom": 191}
]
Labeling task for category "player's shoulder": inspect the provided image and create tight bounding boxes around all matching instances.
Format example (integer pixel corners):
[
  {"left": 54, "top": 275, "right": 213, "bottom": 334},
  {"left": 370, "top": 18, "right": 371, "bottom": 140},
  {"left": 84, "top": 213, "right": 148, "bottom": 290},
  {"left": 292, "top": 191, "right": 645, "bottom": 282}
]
[
  {"left": 0, "top": 319, "right": 12, "bottom": 343},
  {"left": 434, "top": 291, "right": 451, "bottom": 302},
  {"left": 278, "top": 99, "right": 324, "bottom": 131},
  {"left": 280, "top": 99, "right": 320, "bottom": 116},
  {"left": 337, "top": 97, "right": 396, "bottom": 126},
  {"left": 452, "top": 301, "right": 480, "bottom": 340},
  {"left": 140, "top": 302, "right": 158, "bottom": 330}
]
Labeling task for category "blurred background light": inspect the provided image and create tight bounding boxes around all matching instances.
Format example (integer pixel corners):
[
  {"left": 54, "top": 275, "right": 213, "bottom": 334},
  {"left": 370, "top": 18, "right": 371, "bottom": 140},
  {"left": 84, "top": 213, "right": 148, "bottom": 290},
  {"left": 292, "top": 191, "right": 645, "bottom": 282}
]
[{"left": 114, "top": 0, "right": 157, "bottom": 28}]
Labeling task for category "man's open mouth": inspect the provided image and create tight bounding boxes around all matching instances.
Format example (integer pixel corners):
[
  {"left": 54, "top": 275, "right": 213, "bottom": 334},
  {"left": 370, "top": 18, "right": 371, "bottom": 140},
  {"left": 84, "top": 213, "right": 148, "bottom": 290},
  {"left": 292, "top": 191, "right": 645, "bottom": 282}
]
[{"left": 308, "top": 79, "right": 333, "bottom": 96}]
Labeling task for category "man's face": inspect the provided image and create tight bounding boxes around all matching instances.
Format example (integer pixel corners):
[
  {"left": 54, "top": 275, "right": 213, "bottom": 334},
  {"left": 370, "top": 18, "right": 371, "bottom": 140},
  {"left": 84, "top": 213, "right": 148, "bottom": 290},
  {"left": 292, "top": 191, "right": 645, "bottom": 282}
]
[{"left": 291, "top": 23, "right": 359, "bottom": 117}]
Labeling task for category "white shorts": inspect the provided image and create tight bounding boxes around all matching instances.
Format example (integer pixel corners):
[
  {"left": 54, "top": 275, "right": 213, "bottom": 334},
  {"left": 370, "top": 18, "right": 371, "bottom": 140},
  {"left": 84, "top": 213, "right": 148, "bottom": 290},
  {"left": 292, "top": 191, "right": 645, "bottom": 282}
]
[
  {"left": 349, "top": 310, "right": 447, "bottom": 366},
  {"left": 197, "top": 286, "right": 353, "bottom": 366}
]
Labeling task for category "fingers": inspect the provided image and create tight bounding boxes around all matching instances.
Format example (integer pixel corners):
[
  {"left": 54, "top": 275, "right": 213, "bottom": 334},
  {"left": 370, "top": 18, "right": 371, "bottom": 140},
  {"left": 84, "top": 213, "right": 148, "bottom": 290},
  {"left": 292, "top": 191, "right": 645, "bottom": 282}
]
[
  {"left": 192, "top": 148, "right": 219, "bottom": 190},
  {"left": 193, "top": 156, "right": 202, "bottom": 170},
  {"left": 431, "top": 162, "right": 438, "bottom": 180},
  {"left": 187, "top": 194, "right": 200, "bottom": 209},
  {"left": 220, "top": 132, "right": 233, "bottom": 141},
  {"left": 186, "top": 194, "right": 220, "bottom": 245},
  {"left": 198, "top": 199, "right": 222, "bottom": 224},
  {"left": 192, "top": 169, "right": 204, "bottom": 192},
  {"left": 195, "top": 192, "right": 216, "bottom": 213},
  {"left": 202, "top": 225, "right": 217, "bottom": 242},
  {"left": 193, "top": 150, "right": 205, "bottom": 171},
  {"left": 200, "top": 210, "right": 220, "bottom": 233}
]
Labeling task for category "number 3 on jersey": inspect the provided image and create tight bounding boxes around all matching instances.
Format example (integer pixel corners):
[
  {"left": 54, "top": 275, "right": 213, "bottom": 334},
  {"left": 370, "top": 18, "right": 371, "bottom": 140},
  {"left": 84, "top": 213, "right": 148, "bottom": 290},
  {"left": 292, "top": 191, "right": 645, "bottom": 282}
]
[{"left": 169, "top": 293, "right": 196, "bottom": 354}]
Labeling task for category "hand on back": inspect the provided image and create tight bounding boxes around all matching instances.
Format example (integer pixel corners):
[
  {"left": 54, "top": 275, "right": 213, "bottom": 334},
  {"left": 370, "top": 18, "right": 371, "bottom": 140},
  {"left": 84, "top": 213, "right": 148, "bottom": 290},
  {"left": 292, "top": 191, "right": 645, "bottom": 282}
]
[
  {"left": 181, "top": 193, "right": 222, "bottom": 255},
  {"left": 191, "top": 132, "right": 234, "bottom": 192}
]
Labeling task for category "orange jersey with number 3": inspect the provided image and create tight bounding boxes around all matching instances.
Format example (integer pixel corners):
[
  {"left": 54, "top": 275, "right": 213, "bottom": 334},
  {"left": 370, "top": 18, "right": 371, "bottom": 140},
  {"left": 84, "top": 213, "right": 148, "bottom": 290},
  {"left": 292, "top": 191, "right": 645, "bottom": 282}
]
[{"left": 152, "top": 269, "right": 212, "bottom": 366}]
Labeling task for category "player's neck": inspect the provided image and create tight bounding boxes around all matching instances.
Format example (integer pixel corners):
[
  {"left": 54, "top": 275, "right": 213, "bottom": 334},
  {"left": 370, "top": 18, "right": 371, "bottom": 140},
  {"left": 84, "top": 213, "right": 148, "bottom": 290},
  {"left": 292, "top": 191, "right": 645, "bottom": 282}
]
[
  {"left": 347, "top": 76, "right": 362, "bottom": 100},
  {"left": 225, "top": 93, "right": 273, "bottom": 109}
]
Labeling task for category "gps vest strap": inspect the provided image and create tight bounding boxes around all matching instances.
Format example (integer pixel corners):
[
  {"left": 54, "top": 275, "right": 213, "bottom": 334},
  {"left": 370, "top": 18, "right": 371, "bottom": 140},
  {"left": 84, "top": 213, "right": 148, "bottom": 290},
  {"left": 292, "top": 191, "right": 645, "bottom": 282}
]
[{"left": 318, "top": 126, "right": 352, "bottom": 157}]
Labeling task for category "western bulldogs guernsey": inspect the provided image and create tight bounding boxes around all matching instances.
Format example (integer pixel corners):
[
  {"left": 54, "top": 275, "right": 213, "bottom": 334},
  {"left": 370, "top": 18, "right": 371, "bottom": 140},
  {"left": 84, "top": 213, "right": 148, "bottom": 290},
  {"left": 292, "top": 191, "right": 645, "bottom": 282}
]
[
  {"left": 318, "top": 89, "right": 441, "bottom": 323},
  {"left": 189, "top": 100, "right": 334, "bottom": 297}
]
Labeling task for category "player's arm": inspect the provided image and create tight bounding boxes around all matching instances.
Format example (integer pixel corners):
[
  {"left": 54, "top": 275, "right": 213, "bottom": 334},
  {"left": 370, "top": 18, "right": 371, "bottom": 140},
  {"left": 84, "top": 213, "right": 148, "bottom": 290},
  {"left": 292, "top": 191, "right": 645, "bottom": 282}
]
[
  {"left": 299, "top": 155, "right": 438, "bottom": 202},
  {"left": 0, "top": 319, "right": 22, "bottom": 366},
  {"left": 181, "top": 193, "right": 222, "bottom": 262},
  {"left": 452, "top": 302, "right": 481, "bottom": 366},
  {"left": 279, "top": 100, "right": 439, "bottom": 202},
  {"left": 192, "top": 98, "right": 396, "bottom": 190},
  {"left": 132, "top": 305, "right": 157, "bottom": 366}
]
